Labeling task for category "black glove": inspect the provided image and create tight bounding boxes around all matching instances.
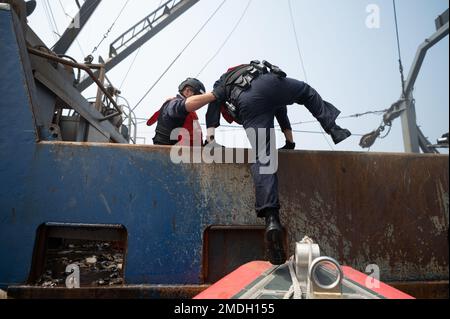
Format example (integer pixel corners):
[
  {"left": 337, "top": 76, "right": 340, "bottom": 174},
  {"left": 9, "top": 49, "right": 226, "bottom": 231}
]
[
  {"left": 212, "top": 83, "right": 227, "bottom": 103},
  {"left": 204, "top": 137, "right": 225, "bottom": 149},
  {"left": 279, "top": 140, "right": 296, "bottom": 150}
]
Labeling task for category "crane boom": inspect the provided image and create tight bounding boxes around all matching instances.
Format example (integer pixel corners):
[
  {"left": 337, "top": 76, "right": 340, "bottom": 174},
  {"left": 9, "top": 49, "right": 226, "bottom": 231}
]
[
  {"left": 77, "top": 0, "right": 200, "bottom": 92},
  {"left": 53, "top": 0, "right": 102, "bottom": 55}
]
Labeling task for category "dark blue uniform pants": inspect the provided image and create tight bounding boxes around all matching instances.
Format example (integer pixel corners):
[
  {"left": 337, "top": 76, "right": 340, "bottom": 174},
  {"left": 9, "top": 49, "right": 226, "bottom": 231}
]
[{"left": 237, "top": 73, "right": 341, "bottom": 217}]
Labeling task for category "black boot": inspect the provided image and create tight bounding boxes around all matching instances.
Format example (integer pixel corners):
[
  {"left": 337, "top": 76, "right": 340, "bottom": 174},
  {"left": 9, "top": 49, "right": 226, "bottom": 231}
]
[
  {"left": 264, "top": 209, "right": 287, "bottom": 265},
  {"left": 327, "top": 124, "right": 352, "bottom": 145}
]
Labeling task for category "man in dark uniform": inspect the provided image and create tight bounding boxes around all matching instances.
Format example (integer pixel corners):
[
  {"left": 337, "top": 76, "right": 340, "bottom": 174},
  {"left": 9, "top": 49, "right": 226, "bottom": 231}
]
[
  {"left": 151, "top": 78, "right": 205, "bottom": 146},
  {"left": 182, "top": 61, "right": 351, "bottom": 265}
]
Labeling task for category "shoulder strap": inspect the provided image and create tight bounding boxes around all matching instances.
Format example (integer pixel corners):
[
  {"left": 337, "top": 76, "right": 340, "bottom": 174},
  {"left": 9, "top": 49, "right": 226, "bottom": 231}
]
[{"left": 224, "top": 64, "right": 251, "bottom": 87}]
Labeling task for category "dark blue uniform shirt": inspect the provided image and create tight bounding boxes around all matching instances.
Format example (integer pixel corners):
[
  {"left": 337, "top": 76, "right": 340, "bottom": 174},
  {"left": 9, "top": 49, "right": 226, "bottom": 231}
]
[{"left": 153, "top": 94, "right": 189, "bottom": 145}]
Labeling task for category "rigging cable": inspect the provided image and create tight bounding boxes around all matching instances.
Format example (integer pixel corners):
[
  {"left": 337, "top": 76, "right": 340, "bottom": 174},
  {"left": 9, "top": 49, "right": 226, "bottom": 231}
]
[
  {"left": 57, "top": 0, "right": 86, "bottom": 57},
  {"left": 360, "top": 1, "right": 408, "bottom": 149},
  {"left": 90, "top": 0, "right": 131, "bottom": 55},
  {"left": 287, "top": 0, "right": 334, "bottom": 150},
  {"left": 119, "top": 0, "right": 164, "bottom": 90},
  {"left": 289, "top": 108, "right": 389, "bottom": 126},
  {"left": 393, "top": 0, "right": 407, "bottom": 97},
  {"left": 42, "top": 0, "right": 58, "bottom": 41},
  {"left": 215, "top": 126, "right": 365, "bottom": 137},
  {"left": 199, "top": 108, "right": 388, "bottom": 129},
  {"left": 288, "top": 0, "right": 308, "bottom": 83},
  {"left": 196, "top": 0, "right": 253, "bottom": 77},
  {"left": 46, "top": 0, "right": 61, "bottom": 35},
  {"left": 132, "top": 0, "right": 228, "bottom": 112},
  {"left": 200, "top": 107, "right": 382, "bottom": 138},
  {"left": 120, "top": 48, "right": 142, "bottom": 90}
]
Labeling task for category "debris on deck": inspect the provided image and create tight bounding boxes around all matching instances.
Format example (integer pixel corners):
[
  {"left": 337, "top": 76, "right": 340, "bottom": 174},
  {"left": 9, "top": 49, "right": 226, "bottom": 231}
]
[{"left": 34, "top": 240, "right": 124, "bottom": 288}]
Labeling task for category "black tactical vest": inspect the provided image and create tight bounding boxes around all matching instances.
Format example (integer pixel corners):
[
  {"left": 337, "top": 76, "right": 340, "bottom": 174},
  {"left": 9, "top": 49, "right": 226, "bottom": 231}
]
[{"left": 153, "top": 98, "right": 187, "bottom": 145}]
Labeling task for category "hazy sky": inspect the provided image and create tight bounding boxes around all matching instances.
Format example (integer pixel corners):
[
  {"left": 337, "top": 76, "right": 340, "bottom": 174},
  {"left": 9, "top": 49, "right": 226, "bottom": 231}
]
[{"left": 28, "top": 0, "right": 449, "bottom": 153}]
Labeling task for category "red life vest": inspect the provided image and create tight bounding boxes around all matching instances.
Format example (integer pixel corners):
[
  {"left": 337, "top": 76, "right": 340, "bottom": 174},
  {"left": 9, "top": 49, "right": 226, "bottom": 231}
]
[
  {"left": 147, "top": 103, "right": 203, "bottom": 147},
  {"left": 220, "top": 105, "right": 235, "bottom": 124}
]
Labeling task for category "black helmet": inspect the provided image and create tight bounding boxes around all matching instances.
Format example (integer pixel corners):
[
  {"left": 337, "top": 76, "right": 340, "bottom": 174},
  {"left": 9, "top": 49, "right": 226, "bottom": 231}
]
[
  {"left": 26, "top": 1, "right": 37, "bottom": 17},
  {"left": 178, "top": 78, "right": 205, "bottom": 95}
]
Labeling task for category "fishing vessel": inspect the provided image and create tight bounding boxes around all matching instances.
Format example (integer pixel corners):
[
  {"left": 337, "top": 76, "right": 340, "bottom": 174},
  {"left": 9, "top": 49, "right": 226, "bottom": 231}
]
[{"left": 0, "top": 0, "right": 448, "bottom": 299}]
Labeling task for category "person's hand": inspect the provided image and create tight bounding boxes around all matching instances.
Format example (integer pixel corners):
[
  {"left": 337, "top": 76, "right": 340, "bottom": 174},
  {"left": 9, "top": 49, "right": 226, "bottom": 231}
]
[
  {"left": 212, "top": 84, "right": 227, "bottom": 103},
  {"left": 204, "top": 137, "right": 225, "bottom": 149},
  {"left": 279, "top": 140, "right": 296, "bottom": 150}
]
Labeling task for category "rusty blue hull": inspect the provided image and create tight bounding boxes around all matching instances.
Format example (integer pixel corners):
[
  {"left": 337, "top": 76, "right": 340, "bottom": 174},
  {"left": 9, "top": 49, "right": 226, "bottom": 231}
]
[{"left": 0, "top": 4, "right": 448, "bottom": 298}]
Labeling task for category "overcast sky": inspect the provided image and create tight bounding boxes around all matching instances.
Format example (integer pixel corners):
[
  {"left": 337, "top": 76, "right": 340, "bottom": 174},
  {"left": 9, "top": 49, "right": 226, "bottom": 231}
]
[{"left": 28, "top": 0, "right": 449, "bottom": 153}]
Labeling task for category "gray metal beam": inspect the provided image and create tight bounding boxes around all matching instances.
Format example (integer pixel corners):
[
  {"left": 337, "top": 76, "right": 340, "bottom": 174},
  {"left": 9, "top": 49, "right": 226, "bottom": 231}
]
[
  {"left": 400, "top": 21, "right": 448, "bottom": 153},
  {"left": 77, "top": 0, "right": 200, "bottom": 91},
  {"left": 400, "top": 97, "right": 420, "bottom": 153},
  {"left": 417, "top": 126, "right": 439, "bottom": 154},
  {"left": 363, "top": 10, "right": 449, "bottom": 153},
  {"left": 435, "top": 9, "right": 449, "bottom": 30},
  {"left": 404, "top": 21, "right": 449, "bottom": 96},
  {"left": 53, "top": 0, "right": 102, "bottom": 55},
  {"left": 30, "top": 55, "right": 127, "bottom": 143}
]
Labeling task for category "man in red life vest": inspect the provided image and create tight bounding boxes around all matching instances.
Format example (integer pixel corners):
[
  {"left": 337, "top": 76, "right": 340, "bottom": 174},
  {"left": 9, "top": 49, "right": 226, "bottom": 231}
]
[{"left": 147, "top": 78, "right": 205, "bottom": 146}]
